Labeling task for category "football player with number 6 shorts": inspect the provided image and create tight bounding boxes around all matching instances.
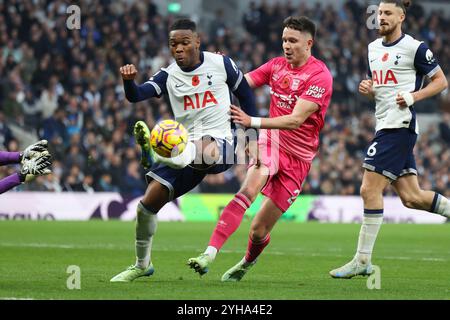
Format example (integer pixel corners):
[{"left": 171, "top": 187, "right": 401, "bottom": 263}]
[{"left": 330, "top": 0, "right": 449, "bottom": 279}]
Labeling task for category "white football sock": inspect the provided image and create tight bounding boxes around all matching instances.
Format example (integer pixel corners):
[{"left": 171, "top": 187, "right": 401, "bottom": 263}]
[
  {"left": 433, "top": 194, "right": 450, "bottom": 218},
  {"left": 203, "top": 246, "right": 218, "bottom": 260},
  {"left": 153, "top": 141, "right": 196, "bottom": 169},
  {"left": 355, "top": 214, "right": 383, "bottom": 265},
  {"left": 135, "top": 202, "right": 158, "bottom": 269}
]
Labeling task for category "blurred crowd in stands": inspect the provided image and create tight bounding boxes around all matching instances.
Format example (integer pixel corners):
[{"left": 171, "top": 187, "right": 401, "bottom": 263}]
[{"left": 0, "top": 0, "right": 449, "bottom": 197}]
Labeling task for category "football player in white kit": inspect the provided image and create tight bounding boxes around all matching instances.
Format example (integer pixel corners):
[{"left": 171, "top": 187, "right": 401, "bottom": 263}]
[
  {"left": 330, "top": 0, "right": 449, "bottom": 278},
  {"left": 110, "top": 19, "right": 258, "bottom": 282}
]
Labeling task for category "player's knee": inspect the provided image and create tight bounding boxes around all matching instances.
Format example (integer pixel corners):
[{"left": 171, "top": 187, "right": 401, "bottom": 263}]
[
  {"left": 249, "top": 223, "right": 268, "bottom": 242},
  {"left": 360, "top": 185, "right": 372, "bottom": 201},
  {"left": 139, "top": 200, "right": 161, "bottom": 215},
  {"left": 141, "top": 181, "right": 170, "bottom": 212},
  {"left": 400, "top": 193, "right": 422, "bottom": 209},
  {"left": 141, "top": 198, "right": 167, "bottom": 213},
  {"left": 239, "top": 187, "right": 258, "bottom": 203}
]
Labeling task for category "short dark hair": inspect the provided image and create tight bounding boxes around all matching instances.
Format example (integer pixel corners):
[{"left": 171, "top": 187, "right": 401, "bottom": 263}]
[
  {"left": 283, "top": 16, "right": 316, "bottom": 39},
  {"left": 169, "top": 19, "right": 197, "bottom": 32},
  {"left": 380, "top": 0, "right": 412, "bottom": 14}
]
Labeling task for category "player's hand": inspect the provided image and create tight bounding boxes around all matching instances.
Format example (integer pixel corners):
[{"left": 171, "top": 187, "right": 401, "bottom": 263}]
[
  {"left": 22, "top": 140, "right": 48, "bottom": 160},
  {"left": 396, "top": 93, "right": 407, "bottom": 108},
  {"left": 230, "top": 105, "right": 251, "bottom": 127},
  {"left": 358, "top": 80, "right": 374, "bottom": 99},
  {"left": 20, "top": 151, "right": 52, "bottom": 178},
  {"left": 396, "top": 92, "right": 416, "bottom": 109},
  {"left": 120, "top": 64, "right": 138, "bottom": 80}
]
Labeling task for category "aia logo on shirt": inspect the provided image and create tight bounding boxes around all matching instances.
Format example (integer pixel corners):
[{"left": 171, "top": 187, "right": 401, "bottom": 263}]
[
  {"left": 372, "top": 70, "right": 398, "bottom": 85},
  {"left": 184, "top": 91, "right": 218, "bottom": 110}
]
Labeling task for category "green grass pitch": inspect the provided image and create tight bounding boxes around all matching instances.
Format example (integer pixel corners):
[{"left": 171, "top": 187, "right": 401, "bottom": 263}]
[{"left": 0, "top": 220, "right": 449, "bottom": 300}]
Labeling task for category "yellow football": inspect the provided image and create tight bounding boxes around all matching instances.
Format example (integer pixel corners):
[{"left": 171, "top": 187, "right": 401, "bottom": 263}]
[{"left": 150, "top": 119, "right": 188, "bottom": 158}]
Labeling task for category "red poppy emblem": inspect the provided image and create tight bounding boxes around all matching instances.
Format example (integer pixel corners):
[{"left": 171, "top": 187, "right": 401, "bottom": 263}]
[
  {"left": 382, "top": 53, "right": 389, "bottom": 62},
  {"left": 280, "top": 76, "right": 291, "bottom": 89},
  {"left": 192, "top": 75, "right": 200, "bottom": 86}
]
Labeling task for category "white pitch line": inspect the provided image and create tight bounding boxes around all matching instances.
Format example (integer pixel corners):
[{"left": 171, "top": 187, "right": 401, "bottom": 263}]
[
  {"left": 421, "top": 257, "right": 447, "bottom": 262},
  {"left": 0, "top": 243, "right": 448, "bottom": 262},
  {"left": 0, "top": 242, "right": 118, "bottom": 250},
  {"left": 0, "top": 297, "right": 34, "bottom": 300}
]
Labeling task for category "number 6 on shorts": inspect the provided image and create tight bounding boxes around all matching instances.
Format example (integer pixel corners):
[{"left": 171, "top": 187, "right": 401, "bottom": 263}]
[{"left": 367, "top": 142, "right": 378, "bottom": 157}]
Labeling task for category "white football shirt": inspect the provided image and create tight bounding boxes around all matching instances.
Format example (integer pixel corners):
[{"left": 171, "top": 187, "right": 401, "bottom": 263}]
[
  {"left": 367, "top": 33, "right": 441, "bottom": 134},
  {"left": 145, "top": 52, "right": 244, "bottom": 144}
]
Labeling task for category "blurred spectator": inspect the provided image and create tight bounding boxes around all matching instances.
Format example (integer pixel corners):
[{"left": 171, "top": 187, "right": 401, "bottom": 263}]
[
  {"left": 21, "top": 87, "right": 42, "bottom": 131},
  {"left": 209, "top": 9, "right": 228, "bottom": 40},
  {"left": 0, "top": 112, "right": 14, "bottom": 148},
  {"left": 41, "top": 107, "right": 69, "bottom": 148},
  {"left": 243, "top": 1, "right": 262, "bottom": 35},
  {"left": 121, "top": 161, "right": 146, "bottom": 197},
  {"left": 98, "top": 173, "right": 120, "bottom": 192},
  {"left": 37, "top": 76, "right": 59, "bottom": 120}
]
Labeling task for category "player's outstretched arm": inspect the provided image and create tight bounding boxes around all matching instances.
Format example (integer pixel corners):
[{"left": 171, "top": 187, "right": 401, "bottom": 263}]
[
  {"left": 0, "top": 173, "right": 22, "bottom": 194},
  {"left": 121, "top": 64, "right": 165, "bottom": 103},
  {"left": 0, "top": 151, "right": 21, "bottom": 166},
  {"left": 230, "top": 99, "right": 319, "bottom": 130},
  {"left": 0, "top": 151, "right": 52, "bottom": 194},
  {"left": 244, "top": 74, "right": 257, "bottom": 89},
  {"left": 396, "top": 69, "right": 448, "bottom": 108},
  {"left": 0, "top": 139, "right": 47, "bottom": 166}
]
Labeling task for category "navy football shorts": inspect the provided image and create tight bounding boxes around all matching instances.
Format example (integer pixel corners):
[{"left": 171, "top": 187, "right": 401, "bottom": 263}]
[
  {"left": 145, "top": 138, "right": 235, "bottom": 200},
  {"left": 362, "top": 128, "right": 418, "bottom": 181}
]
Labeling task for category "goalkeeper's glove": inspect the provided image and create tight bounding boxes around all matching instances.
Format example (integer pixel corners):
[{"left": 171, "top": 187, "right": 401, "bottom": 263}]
[
  {"left": 21, "top": 140, "right": 49, "bottom": 161},
  {"left": 19, "top": 151, "right": 52, "bottom": 182}
]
